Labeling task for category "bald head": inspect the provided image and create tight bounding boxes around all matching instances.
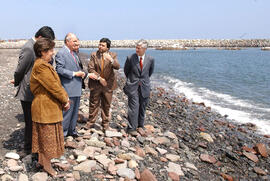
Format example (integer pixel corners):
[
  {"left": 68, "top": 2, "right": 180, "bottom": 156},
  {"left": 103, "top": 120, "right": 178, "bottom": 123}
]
[{"left": 64, "top": 33, "right": 79, "bottom": 51}]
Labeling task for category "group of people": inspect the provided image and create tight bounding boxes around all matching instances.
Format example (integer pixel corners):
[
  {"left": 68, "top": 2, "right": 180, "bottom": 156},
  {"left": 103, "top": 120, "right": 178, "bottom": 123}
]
[{"left": 12, "top": 26, "right": 155, "bottom": 176}]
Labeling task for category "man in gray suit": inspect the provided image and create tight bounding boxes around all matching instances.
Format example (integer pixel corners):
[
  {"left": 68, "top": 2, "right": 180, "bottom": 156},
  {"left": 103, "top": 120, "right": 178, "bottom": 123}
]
[
  {"left": 56, "top": 33, "right": 95, "bottom": 137},
  {"left": 123, "top": 39, "right": 155, "bottom": 135},
  {"left": 13, "top": 26, "right": 55, "bottom": 154}
]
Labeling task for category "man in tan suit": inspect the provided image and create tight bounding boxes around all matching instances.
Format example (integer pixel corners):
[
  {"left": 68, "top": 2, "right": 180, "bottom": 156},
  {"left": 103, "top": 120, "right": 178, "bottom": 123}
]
[{"left": 86, "top": 38, "right": 120, "bottom": 131}]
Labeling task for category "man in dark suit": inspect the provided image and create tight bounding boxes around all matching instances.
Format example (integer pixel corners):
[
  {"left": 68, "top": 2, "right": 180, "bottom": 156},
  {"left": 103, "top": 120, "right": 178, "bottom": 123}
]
[
  {"left": 123, "top": 39, "right": 155, "bottom": 136},
  {"left": 13, "top": 26, "right": 55, "bottom": 154},
  {"left": 86, "top": 38, "right": 120, "bottom": 131},
  {"left": 55, "top": 33, "right": 95, "bottom": 137}
]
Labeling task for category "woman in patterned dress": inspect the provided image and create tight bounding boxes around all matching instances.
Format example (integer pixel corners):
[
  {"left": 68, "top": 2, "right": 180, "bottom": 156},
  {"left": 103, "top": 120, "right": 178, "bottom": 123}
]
[{"left": 30, "top": 38, "right": 70, "bottom": 177}]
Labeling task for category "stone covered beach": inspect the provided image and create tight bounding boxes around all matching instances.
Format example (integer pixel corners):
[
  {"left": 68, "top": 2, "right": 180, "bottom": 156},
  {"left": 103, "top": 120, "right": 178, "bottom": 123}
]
[{"left": 0, "top": 48, "right": 269, "bottom": 181}]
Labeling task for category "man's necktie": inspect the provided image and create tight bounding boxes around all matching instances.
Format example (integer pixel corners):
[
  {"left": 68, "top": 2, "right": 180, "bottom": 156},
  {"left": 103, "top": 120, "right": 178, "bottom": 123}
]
[
  {"left": 70, "top": 51, "right": 78, "bottom": 65},
  {"left": 100, "top": 55, "right": 105, "bottom": 77},
  {"left": 139, "top": 56, "right": 143, "bottom": 71}
]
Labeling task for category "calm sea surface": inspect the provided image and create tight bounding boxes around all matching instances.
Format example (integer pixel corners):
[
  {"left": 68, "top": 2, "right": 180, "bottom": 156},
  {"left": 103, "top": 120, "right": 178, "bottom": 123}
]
[{"left": 81, "top": 48, "right": 270, "bottom": 134}]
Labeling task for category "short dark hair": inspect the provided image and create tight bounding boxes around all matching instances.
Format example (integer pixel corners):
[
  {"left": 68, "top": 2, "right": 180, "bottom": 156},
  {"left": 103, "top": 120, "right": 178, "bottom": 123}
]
[
  {"left": 34, "top": 38, "right": 55, "bottom": 58},
  {"left": 100, "top": 38, "right": 111, "bottom": 49},
  {"left": 35, "top": 26, "right": 55, "bottom": 40}
]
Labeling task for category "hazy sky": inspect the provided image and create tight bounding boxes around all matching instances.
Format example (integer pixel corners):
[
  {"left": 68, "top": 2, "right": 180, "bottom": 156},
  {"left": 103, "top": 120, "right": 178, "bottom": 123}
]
[{"left": 1, "top": 0, "right": 269, "bottom": 40}]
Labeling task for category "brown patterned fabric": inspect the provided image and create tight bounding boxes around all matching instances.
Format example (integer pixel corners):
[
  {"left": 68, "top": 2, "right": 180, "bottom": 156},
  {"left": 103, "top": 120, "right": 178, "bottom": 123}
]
[
  {"left": 32, "top": 122, "right": 64, "bottom": 166},
  {"left": 30, "top": 58, "right": 69, "bottom": 124}
]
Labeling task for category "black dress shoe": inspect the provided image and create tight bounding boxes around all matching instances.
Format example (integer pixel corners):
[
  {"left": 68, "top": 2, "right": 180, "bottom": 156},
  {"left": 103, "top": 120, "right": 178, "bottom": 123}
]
[
  {"left": 70, "top": 133, "right": 83, "bottom": 138},
  {"left": 126, "top": 129, "right": 138, "bottom": 136}
]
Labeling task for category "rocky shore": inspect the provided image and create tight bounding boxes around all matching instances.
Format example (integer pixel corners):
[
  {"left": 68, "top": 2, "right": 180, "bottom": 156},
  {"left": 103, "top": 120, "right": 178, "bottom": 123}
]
[
  {"left": 1, "top": 39, "right": 270, "bottom": 49},
  {"left": 0, "top": 49, "right": 269, "bottom": 181}
]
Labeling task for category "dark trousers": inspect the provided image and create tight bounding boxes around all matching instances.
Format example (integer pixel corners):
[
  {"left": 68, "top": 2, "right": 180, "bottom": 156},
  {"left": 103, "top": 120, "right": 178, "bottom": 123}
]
[
  {"left": 20, "top": 101, "right": 32, "bottom": 152},
  {"left": 88, "top": 88, "right": 113, "bottom": 126},
  {"left": 127, "top": 88, "right": 149, "bottom": 131},
  {"left": 62, "top": 97, "right": 80, "bottom": 137}
]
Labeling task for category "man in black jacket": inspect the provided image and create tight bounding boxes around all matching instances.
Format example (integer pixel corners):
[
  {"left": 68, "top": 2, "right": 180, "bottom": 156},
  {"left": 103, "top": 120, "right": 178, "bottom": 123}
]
[{"left": 13, "top": 26, "right": 55, "bottom": 154}]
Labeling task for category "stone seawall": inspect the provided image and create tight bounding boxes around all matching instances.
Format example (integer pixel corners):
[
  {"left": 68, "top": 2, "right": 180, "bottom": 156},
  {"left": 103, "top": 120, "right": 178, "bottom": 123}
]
[{"left": 1, "top": 39, "right": 270, "bottom": 49}]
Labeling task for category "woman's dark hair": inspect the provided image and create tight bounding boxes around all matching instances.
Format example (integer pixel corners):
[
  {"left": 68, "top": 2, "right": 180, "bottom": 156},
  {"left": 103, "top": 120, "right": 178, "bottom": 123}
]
[
  {"left": 34, "top": 38, "right": 55, "bottom": 58},
  {"left": 100, "top": 38, "right": 111, "bottom": 49},
  {"left": 35, "top": 26, "right": 55, "bottom": 40}
]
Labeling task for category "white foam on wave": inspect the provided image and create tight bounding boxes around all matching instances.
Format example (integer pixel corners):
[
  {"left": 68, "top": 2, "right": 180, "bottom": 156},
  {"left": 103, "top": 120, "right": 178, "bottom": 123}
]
[
  {"left": 199, "top": 87, "right": 270, "bottom": 112},
  {"left": 158, "top": 75, "right": 270, "bottom": 134}
]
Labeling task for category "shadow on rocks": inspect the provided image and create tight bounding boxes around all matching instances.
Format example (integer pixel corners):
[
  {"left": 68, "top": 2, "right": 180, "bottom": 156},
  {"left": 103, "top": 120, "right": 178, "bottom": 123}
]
[
  {"left": 15, "top": 113, "right": 24, "bottom": 123},
  {"left": 3, "top": 128, "right": 24, "bottom": 152}
]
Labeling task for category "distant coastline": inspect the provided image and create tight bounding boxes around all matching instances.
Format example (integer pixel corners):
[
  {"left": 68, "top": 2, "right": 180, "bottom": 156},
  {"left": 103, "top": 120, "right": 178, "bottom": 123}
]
[{"left": 1, "top": 39, "right": 270, "bottom": 49}]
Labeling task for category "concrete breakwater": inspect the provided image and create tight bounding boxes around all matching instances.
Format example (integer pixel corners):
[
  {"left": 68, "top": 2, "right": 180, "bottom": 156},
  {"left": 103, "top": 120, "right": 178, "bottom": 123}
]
[{"left": 1, "top": 39, "right": 270, "bottom": 49}]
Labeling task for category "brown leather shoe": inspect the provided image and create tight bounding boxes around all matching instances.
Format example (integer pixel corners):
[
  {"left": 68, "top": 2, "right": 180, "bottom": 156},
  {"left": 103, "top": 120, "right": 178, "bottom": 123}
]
[
  {"left": 102, "top": 124, "right": 110, "bottom": 132},
  {"left": 137, "top": 127, "right": 146, "bottom": 136},
  {"left": 84, "top": 122, "right": 95, "bottom": 129}
]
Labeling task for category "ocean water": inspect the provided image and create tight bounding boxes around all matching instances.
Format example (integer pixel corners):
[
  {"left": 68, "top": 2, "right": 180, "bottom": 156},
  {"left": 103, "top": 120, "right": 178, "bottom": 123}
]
[{"left": 81, "top": 48, "right": 270, "bottom": 134}]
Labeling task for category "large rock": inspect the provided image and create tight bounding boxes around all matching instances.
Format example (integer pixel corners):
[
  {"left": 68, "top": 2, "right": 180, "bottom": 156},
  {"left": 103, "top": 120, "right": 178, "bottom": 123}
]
[
  {"left": 135, "top": 147, "right": 146, "bottom": 157},
  {"left": 254, "top": 143, "right": 268, "bottom": 158},
  {"left": 105, "top": 130, "right": 123, "bottom": 137},
  {"left": 9, "top": 166, "right": 23, "bottom": 172},
  {"left": 166, "top": 162, "right": 184, "bottom": 176},
  {"left": 253, "top": 167, "right": 267, "bottom": 175},
  {"left": 200, "top": 154, "right": 216, "bottom": 164},
  {"left": 168, "top": 172, "right": 179, "bottom": 181},
  {"left": 31, "top": 172, "right": 48, "bottom": 181},
  {"left": 107, "top": 162, "right": 117, "bottom": 175},
  {"left": 83, "top": 146, "right": 101, "bottom": 158},
  {"left": 73, "top": 160, "right": 97, "bottom": 173},
  {"left": 0, "top": 169, "right": 4, "bottom": 175},
  {"left": 118, "top": 153, "right": 131, "bottom": 161},
  {"left": 152, "top": 137, "right": 170, "bottom": 145},
  {"left": 243, "top": 152, "right": 259, "bottom": 163},
  {"left": 220, "top": 173, "right": 233, "bottom": 181},
  {"left": 140, "top": 169, "right": 157, "bottom": 181},
  {"left": 145, "top": 145, "right": 158, "bottom": 157},
  {"left": 85, "top": 137, "right": 106, "bottom": 148},
  {"left": 18, "top": 173, "right": 28, "bottom": 181},
  {"left": 128, "top": 160, "right": 138, "bottom": 168},
  {"left": 121, "top": 139, "right": 130, "bottom": 148},
  {"left": 54, "top": 162, "right": 71, "bottom": 171},
  {"left": 1, "top": 174, "right": 14, "bottom": 181},
  {"left": 166, "top": 154, "right": 181, "bottom": 162},
  {"left": 94, "top": 154, "right": 113, "bottom": 168},
  {"left": 184, "top": 162, "right": 198, "bottom": 171},
  {"left": 145, "top": 125, "right": 155, "bottom": 133},
  {"left": 164, "top": 131, "right": 178, "bottom": 140},
  {"left": 156, "top": 147, "right": 168, "bottom": 155},
  {"left": 199, "top": 132, "right": 214, "bottom": 143},
  {"left": 7, "top": 159, "right": 18, "bottom": 168},
  {"left": 117, "top": 168, "right": 135, "bottom": 179},
  {"left": 5, "top": 152, "right": 20, "bottom": 160},
  {"left": 72, "top": 171, "right": 81, "bottom": 180},
  {"left": 76, "top": 155, "right": 87, "bottom": 163}
]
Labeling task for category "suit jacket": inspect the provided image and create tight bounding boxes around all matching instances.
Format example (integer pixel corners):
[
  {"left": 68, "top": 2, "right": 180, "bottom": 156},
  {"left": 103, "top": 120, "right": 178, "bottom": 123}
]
[
  {"left": 30, "top": 58, "right": 69, "bottom": 124},
  {"left": 14, "top": 38, "right": 35, "bottom": 101},
  {"left": 88, "top": 51, "right": 120, "bottom": 91},
  {"left": 123, "top": 53, "right": 155, "bottom": 98},
  {"left": 55, "top": 46, "right": 85, "bottom": 97}
]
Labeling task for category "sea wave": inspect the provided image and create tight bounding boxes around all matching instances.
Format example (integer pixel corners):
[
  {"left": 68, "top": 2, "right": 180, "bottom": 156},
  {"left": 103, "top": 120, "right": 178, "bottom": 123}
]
[{"left": 152, "top": 74, "right": 270, "bottom": 134}]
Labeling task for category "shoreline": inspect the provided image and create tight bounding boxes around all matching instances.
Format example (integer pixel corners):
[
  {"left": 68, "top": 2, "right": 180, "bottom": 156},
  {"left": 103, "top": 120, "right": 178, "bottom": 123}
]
[
  {"left": 1, "top": 39, "right": 270, "bottom": 49},
  {"left": 0, "top": 49, "right": 269, "bottom": 180}
]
